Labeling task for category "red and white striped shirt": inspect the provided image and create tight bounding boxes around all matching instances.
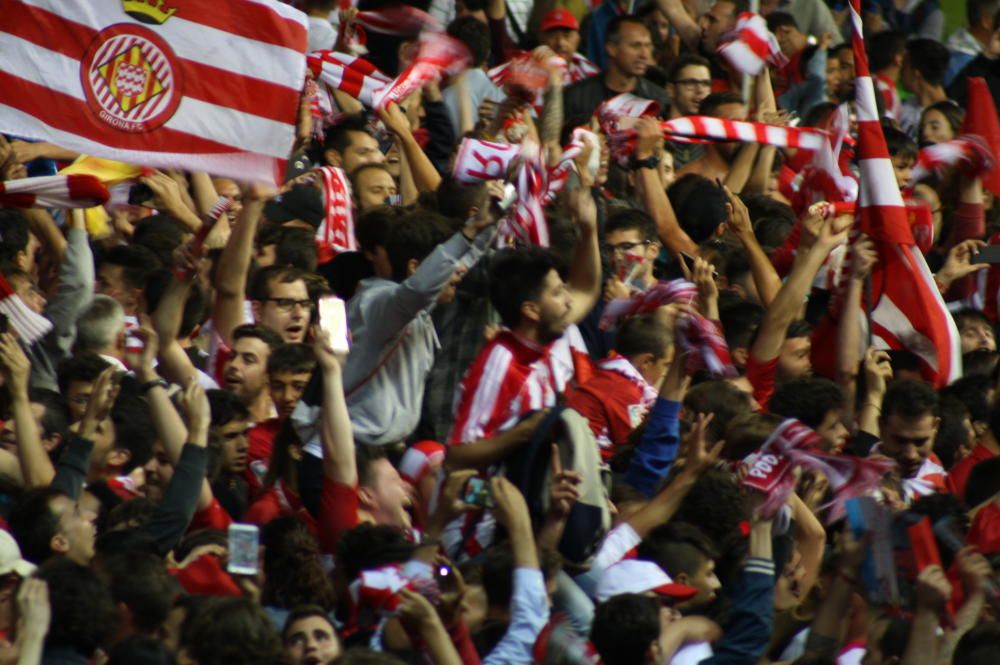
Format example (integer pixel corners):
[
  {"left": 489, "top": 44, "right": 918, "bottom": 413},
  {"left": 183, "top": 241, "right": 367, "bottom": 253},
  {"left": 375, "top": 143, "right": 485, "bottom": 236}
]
[{"left": 875, "top": 73, "right": 901, "bottom": 121}]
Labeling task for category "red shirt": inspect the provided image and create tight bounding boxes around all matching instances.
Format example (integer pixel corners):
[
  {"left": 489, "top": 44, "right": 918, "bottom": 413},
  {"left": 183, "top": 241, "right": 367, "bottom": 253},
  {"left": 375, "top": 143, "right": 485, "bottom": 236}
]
[
  {"left": 946, "top": 443, "right": 995, "bottom": 501},
  {"left": 318, "top": 478, "right": 359, "bottom": 554},
  {"left": 188, "top": 497, "right": 233, "bottom": 533},
  {"left": 244, "top": 418, "right": 281, "bottom": 496},
  {"left": 245, "top": 480, "right": 318, "bottom": 534},
  {"left": 746, "top": 354, "right": 779, "bottom": 411}
]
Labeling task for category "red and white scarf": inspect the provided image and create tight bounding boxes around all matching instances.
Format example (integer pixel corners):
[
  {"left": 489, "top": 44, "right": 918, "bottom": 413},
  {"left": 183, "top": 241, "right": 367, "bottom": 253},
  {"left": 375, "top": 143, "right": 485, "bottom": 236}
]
[
  {"left": 308, "top": 50, "right": 392, "bottom": 111},
  {"left": 599, "top": 280, "right": 737, "bottom": 378},
  {"left": 0, "top": 174, "right": 109, "bottom": 209},
  {"left": 742, "top": 419, "right": 893, "bottom": 521},
  {"left": 545, "top": 127, "right": 599, "bottom": 203},
  {"left": 900, "top": 456, "right": 947, "bottom": 503},
  {"left": 372, "top": 32, "right": 471, "bottom": 112},
  {"left": 717, "top": 12, "right": 788, "bottom": 76},
  {"left": 316, "top": 166, "right": 356, "bottom": 264},
  {"left": 0, "top": 271, "right": 52, "bottom": 345},
  {"left": 451, "top": 138, "right": 521, "bottom": 184},
  {"left": 355, "top": 5, "right": 442, "bottom": 37},
  {"left": 911, "top": 134, "right": 996, "bottom": 184},
  {"left": 504, "top": 140, "right": 550, "bottom": 247}
]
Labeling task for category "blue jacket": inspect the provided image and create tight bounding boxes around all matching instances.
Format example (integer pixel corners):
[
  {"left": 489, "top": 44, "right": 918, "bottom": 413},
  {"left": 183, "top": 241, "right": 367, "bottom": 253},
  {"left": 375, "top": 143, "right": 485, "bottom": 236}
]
[
  {"left": 702, "top": 558, "right": 776, "bottom": 665},
  {"left": 624, "top": 397, "right": 681, "bottom": 498}
]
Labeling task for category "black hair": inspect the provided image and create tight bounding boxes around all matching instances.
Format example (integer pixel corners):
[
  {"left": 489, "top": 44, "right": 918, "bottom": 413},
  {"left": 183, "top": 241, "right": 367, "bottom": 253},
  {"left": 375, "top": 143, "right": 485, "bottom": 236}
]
[
  {"left": 674, "top": 469, "right": 748, "bottom": 550},
  {"left": 179, "top": 597, "right": 283, "bottom": 665},
  {"left": 769, "top": 377, "right": 846, "bottom": 429},
  {"left": 232, "top": 323, "right": 284, "bottom": 352},
  {"left": 56, "top": 353, "right": 111, "bottom": 397},
  {"left": 282, "top": 605, "right": 336, "bottom": 643},
  {"left": 29, "top": 387, "right": 71, "bottom": 451},
  {"left": 605, "top": 208, "right": 657, "bottom": 242},
  {"left": 275, "top": 227, "right": 319, "bottom": 273},
  {"left": 668, "top": 174, "right": 728, "bottom": 243},
  {"left": 719, "top": 301, "right": 765, "bottom": 350},
  {"left": 934, "top": 395, "right": 973, "bottom": 470},
  {"left": 354, "top": 205, "right": 407, "bottom": 253},
  {"left": 954, "top": 622, "right": 1000, "bottom": 665},
  {"left": 489, "top": 247, "right": 563, "bottom": 329},
  {"left": 968, "top": 0, "right": 1000, "bottom": 25},
  {"left": 881, "top": 378, "right": 940, "bottom": 421},
  {"left": 668, "top": 53, "right": 711, "bottom": 82},
  {"left": 953, "top": 308, "right": 992, "bottom": 333},
  {"left": 614, "top": 315, "right": 671, "bottom": 359},
  {"left": 481, "top": 544, "right": 514, "bottom": 609},
  {"left": 323, "top": 114, "right": 372, "bottom": 156},
  {"left": 101, "top": 550, "right": 177, "bottom": 634},
  {"left": 941, "top": 373, "right": 992, "bottom": 426},
  {"left": 107, "top": 636, "right": 177, "bottom": 665},
  {"left": 605, "top": 15, "right": 648, "bottom": 45},
  {"left": 921, "top": 100, "right": 964, "bottom": 136},
  {"left": 787, "top": 319, "right": 813, "bottom": 339},
  {"left": 868, "top": 30, "right": 907, "bottom": 72},
  {"left": 383, "top": 212, "right": 451, "bottom": 283},
  {"left": 267, "top": 342, "right": 316, "bottom": 376},
  {"left": 0, "top": 212, "right": 30, "bottom": 268},
  {"left": 333, "top": 650, "right": 406, "bottom": 665},
  {"left": 261, "top": 516, "right": 336, "bottom": 610},
  {"left": 111, "top": 387, "right": 156, "bottom": 471},
  {"left": 248, "top": 265, "right": 308, "bottom": 302},
  {"left": 435, "top": 175, "right": 488, "bottom": 222},
  {"left": 39, "top": 558, "right": 118, "bottom": 657},
  {"left": 133, "top": 215, "right": 184, "bottom": 265},
  {"left": 683, "top": 380, "right": 753, "bottom": 444},
  {"left": 905, "top": 38, "right": 951, "bottom": 87},
  {"left": 7, "top": 487, "right": 65, "bottom": 563},
  {"left": 446, "top": 15, "right": 490, "bottom": 67},
  {"left": 335, "top": 524, "right": 416, "bottom": 581},
  {"left": 766, "top": 11, "right": 798, "bottom": 32},
  {"left": 638, "top": 521, "right": 718, "bottom": 579},
  {"left": 207, "top": 389, "right": 251, "bottom": 428},
  {"left": 590, "top": 594, "right": 660, "bottom": 665},
  {"left": 98, "top": 244, "right": 163, "bottom": 291},
  {"left": 965, "top": 457, "right": 1000, "bottom": 508},
  {"left": 960, "top": 349, "right": 998, "bottom": 377},
  {"left": 700, "top": 92, "right": 745, "bottom": 117}
]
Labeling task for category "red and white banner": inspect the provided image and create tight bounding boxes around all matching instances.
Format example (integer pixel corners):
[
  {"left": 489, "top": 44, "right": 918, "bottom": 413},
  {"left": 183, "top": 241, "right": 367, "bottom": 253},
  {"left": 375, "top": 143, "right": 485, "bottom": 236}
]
[
  {"left": 356, "top": 5, "right": 441, "bottom": 37},
  {"left": 848, "top": 0, "right": 961, "bottom": 387},
  {"left": 488, "top": 50, "right": 599, "bottom": 107},
  {"left": 317, "top": 166, "right": 356, "bottom": 263},
  {"left": 308, "top": 50, "right": 391, "bottom": 110},
  {"left": 504, "top": 140, "right": 550, "bottom": 247},
  {"left": 0, "top": 272, "right": 52, "bottom": 345},
  {"left": 372, "top": 31, "right": 471, "bottom": 112},
  {"left": 452, "top": 138, "right": 521, "bottom": 185},
  {"left": 0, "top": 174, "right": 109, "bottom": 208},
  {"left": 0, "top": 0, "right": 308, "bottom": 185},
  {"left": 717, "top": 12, "right": 788, "bottom": 76}
]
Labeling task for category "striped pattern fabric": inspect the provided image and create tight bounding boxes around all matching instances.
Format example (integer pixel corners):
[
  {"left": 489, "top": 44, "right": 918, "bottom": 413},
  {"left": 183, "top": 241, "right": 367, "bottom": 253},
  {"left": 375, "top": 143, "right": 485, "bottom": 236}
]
[
  {"left": 848, "top": 0, "right": 961, "bottom": 388},
  {"left": 317, "top": 166, "right": 355, "bottom": 263},
  {"left": 0, "top": 0, "right": 309, "bottom": 185},
  {"left": 504, "top": 140, "right": 550, "bottom": 247},
  {"left": 355, "top": 5, "right": 441, "bottom": 37},
  {"left": 910, "top": 135, "right": 995, "bottom": 184},
  {"left": 372, "top": 32, "right": 470, "bottom": 112},
  {"left": 717, "top": 12, "right": 788, "bottom": 76},
  {"left": 308, "top": 50, "right": 391, "bottom": 110},
  {"left": 0, "top": 174, "right": 109, "bottom": 208},
  {"left": 0, "top": 272, "right": 53, "bottom": 345}
]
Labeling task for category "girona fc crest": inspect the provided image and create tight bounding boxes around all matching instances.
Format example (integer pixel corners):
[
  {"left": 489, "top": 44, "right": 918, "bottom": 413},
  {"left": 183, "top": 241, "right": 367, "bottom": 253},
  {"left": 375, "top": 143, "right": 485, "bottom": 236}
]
[{"left": 80, "top": 24, "right": 182, "bottom": 133}]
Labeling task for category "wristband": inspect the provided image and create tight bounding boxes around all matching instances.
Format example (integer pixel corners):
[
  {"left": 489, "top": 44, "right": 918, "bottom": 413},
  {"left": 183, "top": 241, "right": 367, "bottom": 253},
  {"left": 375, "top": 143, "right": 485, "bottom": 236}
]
[{"left": 139, "top": 378, "right": 169, "bottom": 394}]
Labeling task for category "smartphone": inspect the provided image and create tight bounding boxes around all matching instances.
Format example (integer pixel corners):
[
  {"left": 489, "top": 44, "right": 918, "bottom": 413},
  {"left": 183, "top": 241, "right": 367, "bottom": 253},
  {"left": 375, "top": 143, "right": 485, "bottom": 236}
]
[
  {"left": 318, "top": 296, "right": 350, "bottom": 354},
  {"left": 972, "top": 245, "right": 1000, "bottom": 264},
  {"left": 462, "top": 477, "right": 494, "bottom": 508},
  {"left": 0, "top": 313, "right": 8, "bottom": 334},
  {"left": 434, "top": 564, "right": 459, "bottom": 595},
  {"left": 227, "top": 523, "right": 260, "bottom": 576},
  {"left": 127, "top": 183, "right": 154, "bottom": 206},
  {"left": 679, "top": 251, "right": 719, "bottom": 280}
]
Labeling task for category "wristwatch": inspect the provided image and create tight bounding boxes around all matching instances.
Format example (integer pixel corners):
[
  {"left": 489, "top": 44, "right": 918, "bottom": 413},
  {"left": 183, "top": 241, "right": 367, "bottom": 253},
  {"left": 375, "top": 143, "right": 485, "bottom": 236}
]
[
  {"left": 139, "top": 378, "right": 169, "bottom": 394},
  {"left": 630, "top": 154, "right": 661, "bottom": 170}
]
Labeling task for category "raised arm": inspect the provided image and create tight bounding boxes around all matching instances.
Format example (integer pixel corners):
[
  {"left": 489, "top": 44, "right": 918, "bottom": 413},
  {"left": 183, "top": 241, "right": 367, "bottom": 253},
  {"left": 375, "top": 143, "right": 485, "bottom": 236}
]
[
  {"left": 723, "top": 187, "right": 781, "bottom": 306},
  {"left": 315, "top": 331, "right": 356, "bottom": 486},
  {"left": 379, "top": 102, "right": 441, "bottom": 194},
  {"left": 0, "top": 333, "right": 53, "bottom": 488},
  {"left": 23, "top": 208, "right": 67, "bottom": 266},
  {"left": 213, "top": 186, "right": 267, "bottom": 345},
  {"left": 634, "top": 118, "right": 698, "bottom": 256},
  {"left": 139, "top": 171, "right": 202, "bottom": 233},
  {"left": 565, "top": 177, "right": 602, "bottom": 325},
  {"left": 655, "top": 0, "right": 702, "bottom": 52}
]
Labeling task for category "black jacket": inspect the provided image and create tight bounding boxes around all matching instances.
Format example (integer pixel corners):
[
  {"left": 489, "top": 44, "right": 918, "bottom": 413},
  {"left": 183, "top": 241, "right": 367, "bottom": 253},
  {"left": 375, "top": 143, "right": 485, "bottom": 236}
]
[{"left": 563, "top": 73, "right": 671, "bottom": 127}]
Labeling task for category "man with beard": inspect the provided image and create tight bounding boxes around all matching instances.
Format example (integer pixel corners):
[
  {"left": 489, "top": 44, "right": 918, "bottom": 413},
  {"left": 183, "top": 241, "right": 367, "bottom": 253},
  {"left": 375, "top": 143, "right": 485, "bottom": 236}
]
[
  {"left": 664, "top": 55, "right": 713, "bottom": 170},
  {"left": 221, "top": 324, "right": 283, "bottom": 425},
  {"left": 676, "top": 92, "right": 748, "bottom": 181}
]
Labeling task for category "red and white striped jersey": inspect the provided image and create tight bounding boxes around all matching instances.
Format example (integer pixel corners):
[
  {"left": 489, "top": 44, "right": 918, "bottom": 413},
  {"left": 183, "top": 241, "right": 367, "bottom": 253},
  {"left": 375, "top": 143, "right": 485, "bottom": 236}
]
[{"left": 875, "top": 73, "right": 902, "bottom": 121}]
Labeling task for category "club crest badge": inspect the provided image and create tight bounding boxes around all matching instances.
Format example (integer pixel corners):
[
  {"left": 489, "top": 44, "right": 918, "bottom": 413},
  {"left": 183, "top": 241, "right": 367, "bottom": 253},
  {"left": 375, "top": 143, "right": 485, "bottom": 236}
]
[{"left": 80, "top": 24, "right": 181, "bottom": 133}]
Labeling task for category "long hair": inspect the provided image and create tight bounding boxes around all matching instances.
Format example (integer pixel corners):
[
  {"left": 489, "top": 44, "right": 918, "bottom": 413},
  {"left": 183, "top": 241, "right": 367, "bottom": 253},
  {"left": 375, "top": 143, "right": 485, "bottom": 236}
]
[{"left": 260, "top": 517, "right": 336, "bottom": 610}]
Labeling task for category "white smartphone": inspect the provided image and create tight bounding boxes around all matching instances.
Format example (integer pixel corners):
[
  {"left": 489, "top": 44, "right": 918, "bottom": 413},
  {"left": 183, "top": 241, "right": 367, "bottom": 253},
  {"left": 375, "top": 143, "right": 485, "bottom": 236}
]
[
  {"left": 318, "top": 295, "right": 350, "bottom": 354},
  {"left": 227, "top": 523, "right": 259, "bottom": 576}
]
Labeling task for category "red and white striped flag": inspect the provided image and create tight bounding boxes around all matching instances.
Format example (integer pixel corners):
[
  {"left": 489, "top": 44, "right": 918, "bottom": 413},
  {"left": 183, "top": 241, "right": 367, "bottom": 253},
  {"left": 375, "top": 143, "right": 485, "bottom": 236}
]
[
  {"left": 910, "top": 135, "right": 995, "bottom": 184},
  {"left": 452, "top": 138, "right": 521, "bottom": 185},
  {"left": 0, "top": 272, "right": 53, "bottom": 345},
  {"left": 848, "top": 0, "right": 960, "bottom": 387},
  {"left": 503, "top": 140, "right": 550, "bottom": 247},
  {"left": 308, "top": 50, "right": 391, "bottom": 110},
  {"left": 717, "top": 12, "right": 788, "bottom": 76},
  {"left": 372, "top": 32, "right": 471, "bottom": 112},
  {"left": 0, "top": 0, "right": 308, "bottom": 185},
  {"left": 0, "top": 174, "right": 109, "bottom": 208},
  {"left": 316, "top": 166, "right": 355, "bottom": 263},
  {"left": 355, "top": 5, "right": 441, "bottom": 37}
]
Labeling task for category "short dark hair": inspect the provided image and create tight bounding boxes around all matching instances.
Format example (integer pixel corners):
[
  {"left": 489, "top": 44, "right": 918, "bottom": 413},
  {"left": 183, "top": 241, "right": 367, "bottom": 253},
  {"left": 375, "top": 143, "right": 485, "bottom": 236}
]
[
  {"left": 98, "top": 244, "right": 163, "bottom": 290},
  {"left": 638, "top": 521, "right": 718, "bottom": 579},
  {"left": 965, "top": 457, "right": 1000, "bottom": 508},
  {"left": 481, "top": 544, "right": 514, "bottom": 609},
  {"left": 207, "top": 389, "right": 251, "bottom": 428},
  {"left": 668, "top": 53, "right": 711, "bottom": 82},
  {"left": 868, "top": 30, "right": 907, "bottom": 72},
  {"left": 590, "top": 594, "right": 660, "bottom": 665},
  {"left": 674, "top": 469, "right": 747, "bottom": 549},
  {"left": 769, "top": 377, "right": 846, "bottom": 429},
  {"left": 29, "top": 387, "right": 71, "bottom": 448},
  {"left": 683, "top": 380, "right": 753, "bottom": 444},
  {"left": 880, "top": 378, "right": 940, "bottom": 422},
  {"left": 267, "top": 342, "right": 316, "bottom": 376},
  {"left": 355, "top": 445, "right": 391, "bottom": 489},
  {"left": 56, "top": 353, "right": 111, "bottom": 397},
  {"left": 605, "top": 208, "right": 657, "bottom": 242},
  {"left": 335, "top": 524, "right": 415, "bottom": 581},
  {"left": 968, "top": 0, "right": 1000, "bottom": 26},
  {"left": 262, "top": 517, "right": 336, "bottom": 610},
  {"left": 102, "top": 551, "right": 177, "bottom": 634},
  {"left": 489, "top": 247, "right": 563, "bottom": 328},
  {"left": 106, "top": 636, "right": 176, "bottom": 665},
  {"left": 249, "top": 265, "right": 308, "bottom": 302},
  {"left": 614, "top": 315, "right": 671, "bottom": 359},
  {"left": 282, "top": 605, "right": 336, "bottom": 644},
  {"left": 446, "top": 15, "right": 490, "bottom": 66},
  {"left": 934, "top": 396, "right": 973, "bottom": 470},
  {"left": 334, "top": 650, "right": 407, "bottom": 665},
  {"left": 232, "top": 323, "right": 284, "bottom": 353},
  {"left": 275, "top": 227, "right": 319, "bottom": 272},
  {"left": 787, "top": 318, "right": 812, "bottom": 340},
  {"left": 383, "top": 212, "right": 451, "bottom": 283},
  {"left": 605, "top": 15, "right": 648, "bottom": 45},
  {"left": 0, "top": 212, "right": 30, "bottom": 267},
  {"left": 943, "top": 374, "right": 993, "bottom": 426},
  {"left": 39, "top": 558, "right": 118, "bottom": 657},
  {"left": 7, "top": 487, "right": 65, "bottom": 563},
  {"left": 700, "top": 92, "right": 745, "bottom": 117},
  {"left": 435, "top": 175, "right": 487, "bottom": 222},
  {"left": 954, "top": 621, "right": 1000, "bottom": 665},
  {"left": 179, "top": 597, "right": 282, "bottom": 665},
  {"left": 905, "top": 38, "right": 950, "bottom": 87},
  {"left": 766, "top": 11, "right": 798, "bottom": 32},
  {"left": 323, "top": 114, "right": 372, "bottom": 156},
  {"left": 354, "top": 205, "right": 407, "bottom": 253},
  {"left": 719, "top": 301, "right": 764, "bottom": 350},
  {"left": 668, "top": 174, "right": 727, "bottom": 243},
  {"left": 111, "top": 388, "right": 156, "bottom": 471}
]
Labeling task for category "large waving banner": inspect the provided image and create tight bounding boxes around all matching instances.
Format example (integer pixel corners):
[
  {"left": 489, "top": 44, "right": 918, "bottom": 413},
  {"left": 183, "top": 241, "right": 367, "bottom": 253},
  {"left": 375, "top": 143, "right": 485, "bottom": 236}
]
[{"left": 0, "top": 0, "right": 308, "bottom": 184}]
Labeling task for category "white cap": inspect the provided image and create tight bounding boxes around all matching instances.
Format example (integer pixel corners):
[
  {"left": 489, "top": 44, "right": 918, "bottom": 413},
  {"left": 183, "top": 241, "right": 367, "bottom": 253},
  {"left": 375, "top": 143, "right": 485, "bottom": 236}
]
[
  {"left": 0, "top": 530, "right": 35, "bottom": 578},
  {"left": 595, "top": 559, "right": 698, "bottom": 604}
]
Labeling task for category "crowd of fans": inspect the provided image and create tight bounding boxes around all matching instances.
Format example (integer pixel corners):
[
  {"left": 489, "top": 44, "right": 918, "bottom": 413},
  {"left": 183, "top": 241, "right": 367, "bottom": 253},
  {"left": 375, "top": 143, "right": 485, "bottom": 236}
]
[{"left": 1, "top": 0, "right": 1000, "bottom": 664}]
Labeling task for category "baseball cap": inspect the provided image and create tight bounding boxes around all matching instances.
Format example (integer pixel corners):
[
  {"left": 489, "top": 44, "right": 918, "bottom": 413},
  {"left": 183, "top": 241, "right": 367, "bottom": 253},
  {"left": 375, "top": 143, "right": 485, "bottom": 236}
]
[
  {"left": 541, "top": 8, "right": 579, "bottom": 32},
  {"left": 595, "top": 559, "right": 699, "bottom": 603},
  {"left": 0, "top": 530, "right": 35, "bottom": 578},
  {"left": 398, "top": 441, "right": 446, "bottom": 485},
  {"left": 263, "top": 184, "right": 324, "bottom": 229}
]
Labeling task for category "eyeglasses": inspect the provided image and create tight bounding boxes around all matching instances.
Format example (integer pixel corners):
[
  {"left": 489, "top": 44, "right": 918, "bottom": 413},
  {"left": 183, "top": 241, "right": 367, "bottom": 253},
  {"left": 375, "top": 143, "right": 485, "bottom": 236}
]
[
  {"left": 674, "top": 78, "right": 712, "bottom": 90},
  {"left": 264, "top": 298, "right": 313, "bottom": 312},
  {"left": 604, "top": 240, "right": 651, "bottom": 255}
]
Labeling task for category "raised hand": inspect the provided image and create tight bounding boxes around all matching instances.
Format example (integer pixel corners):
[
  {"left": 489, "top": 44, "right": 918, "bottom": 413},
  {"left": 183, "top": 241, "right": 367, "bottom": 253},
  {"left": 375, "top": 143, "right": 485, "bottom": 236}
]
[
  {"left": 0, "top": 332, "right": 31, "bottom": 399},
  {"left": 548, "top": 444, "right": 582, "bottom": 520},
  {"left": 179, "top": 379, "right": 211, "bottom": 444}
]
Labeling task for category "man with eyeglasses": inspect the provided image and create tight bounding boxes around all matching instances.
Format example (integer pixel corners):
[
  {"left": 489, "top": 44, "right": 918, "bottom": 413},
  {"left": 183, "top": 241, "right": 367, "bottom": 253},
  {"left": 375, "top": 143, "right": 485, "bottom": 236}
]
[
  {"left": 248, "top": 266, "right": 313, "bottom": 345},
  {"left": 664, "top": 55, "right": 713, "bottom": 171}
]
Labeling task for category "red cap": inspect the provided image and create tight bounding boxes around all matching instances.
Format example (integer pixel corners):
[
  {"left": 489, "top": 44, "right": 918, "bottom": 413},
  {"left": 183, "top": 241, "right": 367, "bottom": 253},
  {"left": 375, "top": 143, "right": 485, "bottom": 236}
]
[{"left": 541, "top": 8, "right": 579, "bottom": 32}]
